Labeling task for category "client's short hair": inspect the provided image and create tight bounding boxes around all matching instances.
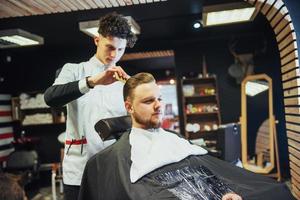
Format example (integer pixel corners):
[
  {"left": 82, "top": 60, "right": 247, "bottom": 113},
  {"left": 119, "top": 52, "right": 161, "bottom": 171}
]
[{"left": 123, "top": 72, "right": 155, "bottom": 101}]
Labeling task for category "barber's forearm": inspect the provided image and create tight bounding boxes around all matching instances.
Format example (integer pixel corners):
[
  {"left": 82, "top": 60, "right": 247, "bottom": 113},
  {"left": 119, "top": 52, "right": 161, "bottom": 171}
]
[{"left": 44, "top": 81, "right": 84, "bottom": 107}]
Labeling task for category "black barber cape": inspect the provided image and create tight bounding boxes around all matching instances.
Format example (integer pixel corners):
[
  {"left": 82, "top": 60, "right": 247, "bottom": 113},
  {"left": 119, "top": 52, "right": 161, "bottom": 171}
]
[{"left": 79, "top": 131, "right": 294, "bottom": 200}]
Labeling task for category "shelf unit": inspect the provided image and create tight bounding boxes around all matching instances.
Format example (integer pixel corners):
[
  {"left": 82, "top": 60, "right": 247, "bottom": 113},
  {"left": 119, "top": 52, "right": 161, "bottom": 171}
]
[
  {"left": 11, "top": 93, "right": 66, "bottom": 126},
  {"left": 181, "top": 76, "right": 222, "bottom": 155},
  {"left": 10, "top": 92, "right": 66, "bottom": 164}
]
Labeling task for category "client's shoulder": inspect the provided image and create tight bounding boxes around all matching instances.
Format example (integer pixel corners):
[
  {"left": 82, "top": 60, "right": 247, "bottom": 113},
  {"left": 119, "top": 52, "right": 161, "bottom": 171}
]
[{"left": 88, "top": 130, "right": 131, "bottom": 163}]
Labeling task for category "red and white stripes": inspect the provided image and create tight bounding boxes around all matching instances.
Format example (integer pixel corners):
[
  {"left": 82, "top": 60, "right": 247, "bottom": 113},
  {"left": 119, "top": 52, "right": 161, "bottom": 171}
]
[{"left": 0, "top": 94, "right": 14, "bottom": 162}]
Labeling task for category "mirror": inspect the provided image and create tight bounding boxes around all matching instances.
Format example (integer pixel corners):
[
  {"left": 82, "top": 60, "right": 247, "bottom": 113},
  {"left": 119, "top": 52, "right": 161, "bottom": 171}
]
[{"left": 240, "top": 74, "right": 280, "bottom": 178}]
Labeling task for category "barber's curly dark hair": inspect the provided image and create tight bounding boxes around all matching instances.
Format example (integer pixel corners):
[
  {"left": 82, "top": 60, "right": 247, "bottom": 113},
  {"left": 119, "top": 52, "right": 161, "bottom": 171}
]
[{"left": 98, "top": 12, "right": 138, "bottom": 48}]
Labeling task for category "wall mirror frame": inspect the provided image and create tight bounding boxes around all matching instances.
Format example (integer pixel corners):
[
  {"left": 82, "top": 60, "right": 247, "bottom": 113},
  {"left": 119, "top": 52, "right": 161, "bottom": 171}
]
[{"left": 240, "top": 74, "right": 281, "bottom": 180}]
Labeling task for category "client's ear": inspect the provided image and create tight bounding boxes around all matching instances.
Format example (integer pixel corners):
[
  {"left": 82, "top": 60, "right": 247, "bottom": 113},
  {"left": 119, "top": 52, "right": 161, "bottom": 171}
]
[{"left": 125, "top": 100, "right": 133, "bottom": 113}]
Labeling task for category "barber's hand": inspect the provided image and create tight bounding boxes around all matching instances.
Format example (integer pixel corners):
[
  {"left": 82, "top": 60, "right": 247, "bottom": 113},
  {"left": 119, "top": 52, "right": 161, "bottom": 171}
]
[
  {"left": 88, "top": 66, "right": 129, "bottom": 86},
  {"left": 222, "top": 193, "right": 242, "bottom": 200}
]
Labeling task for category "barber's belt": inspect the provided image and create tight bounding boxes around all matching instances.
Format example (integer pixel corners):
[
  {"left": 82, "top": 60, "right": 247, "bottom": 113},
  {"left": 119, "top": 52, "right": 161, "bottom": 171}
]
[
  {"left": 65, "top": 137, "right": 87, "bottom": 155},
  {"left": 65, "top": 138, "right": 87, "bottom": 145}
]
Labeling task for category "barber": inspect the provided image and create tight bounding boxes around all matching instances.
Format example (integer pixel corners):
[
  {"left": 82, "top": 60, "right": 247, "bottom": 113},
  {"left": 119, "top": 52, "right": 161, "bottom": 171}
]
[{"left": 44, "top": 12, "right": 137, "bottom": 200}]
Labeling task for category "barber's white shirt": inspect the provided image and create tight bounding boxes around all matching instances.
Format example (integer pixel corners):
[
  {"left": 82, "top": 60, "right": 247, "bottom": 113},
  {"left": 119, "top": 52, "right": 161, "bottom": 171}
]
[
  {"left": 54, "top": 56, "right": 127, "bottom": 185},
  {"left": 129, "top": 127, "right": 208, "bottom": 183}
]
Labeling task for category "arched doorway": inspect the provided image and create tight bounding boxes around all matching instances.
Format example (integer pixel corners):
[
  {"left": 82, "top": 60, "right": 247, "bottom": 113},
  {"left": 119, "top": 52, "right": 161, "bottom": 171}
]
[{"left": 246, "top": 0, "right": 299, "bottom": 198}]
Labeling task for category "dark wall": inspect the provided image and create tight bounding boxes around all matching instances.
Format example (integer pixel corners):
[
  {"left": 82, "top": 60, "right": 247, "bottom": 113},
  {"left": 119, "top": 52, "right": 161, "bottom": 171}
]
[
  {"left": 0, "top": 45, "right": 94, "bottom": 94},
  {"left": 174, "top": 15, "right": 289, "bottom": 176}
]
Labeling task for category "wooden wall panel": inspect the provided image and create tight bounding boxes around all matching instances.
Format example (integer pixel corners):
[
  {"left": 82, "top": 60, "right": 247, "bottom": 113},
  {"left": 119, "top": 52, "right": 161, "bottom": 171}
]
[
  {"left": 60, "top": 0, "right": 78, "bottom": 10},
  {"left": 282, "top": 68, "right": 300, "bottom": 81},
  {"left": 289, "top": 146, "right": 300, "bottom": 160},
  {"left": 292, "top": 183, "right": 300, "bottom": 200},
  {"left": 253, "top": 0, "right": 266, "bottom": 12},
  {"left": 283, "top": 78, "right": 300, "bottom": 90},
  {"left": 281, "top": 58, "right": 299, "bottom": 74},
  {"left": 260, "top": 0, "right": 275, "bottom": 15},
  {"left": 266, "top": 1, "right": 284, "bottom": 21},
  {"left": 280, "top": 41, "right": 297, "bottom": 59},
  {"left": 279, "top": 32, "right": 297, "bottom": 51},
  {"left": 1, "top": 0, "right": 29, "bottom": 17},
  {"left": 35, "top": 0, "right": 57, "bottom": 13},
  {"left": 274, "top": 15, "right": 291, "bottom": 35},
  {"left": 0, "top": 0, "right": 164, "bottom": 18},
  {"left": 108, "top": 0, "right": 120, "bottom": 7},
  {"left": 8, "top": 0, "right": 39, "bottom": 15},
  {"left": 101, "top": 0, "right": 113, "bottom": 8},
  {"left": 286, "top": 123, "right": 300, "bottom": 132},
  {"left": 276, "top": 21, "right": 294, "bottom": 43},
  {"left": 116, "top": 0, "right": 126, "bottom": 6},
  {"left": 290, "top": 154, "right": 300, "bottom": 166},
  {"left": 281, "top": 51, "right": 298, "bottom": 66},
  {"left": 29, "top": 0, "right": 53, "bottom": 13},
  {"left": 284, "top": 97, "right": 300, "bottom": 105},
  {"left": 84, "top": 0, "right": 98, "bottom": 8},
  {"left": 284, "top": 87, "right": 300, "bottom": 97},
  {"left": 286, "top": 116, "right": 300, "bottom": 125},
  {"left": 270, "top": 6, "right": 288, "bottom": 28},
  {"left": 291, "top": 179, "right": 300, "bottom": 199},
  {"left": 288, "top": 139, "right": 300, "bottom": 151},
  {"left": 91, "top": 0, "right": 105, "bottom": 8}
]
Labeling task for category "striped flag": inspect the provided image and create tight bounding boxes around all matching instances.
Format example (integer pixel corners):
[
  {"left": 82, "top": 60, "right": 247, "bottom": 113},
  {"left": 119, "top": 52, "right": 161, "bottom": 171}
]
[{"left": 0, "top": 94, "right": 14, "bottom": 162}]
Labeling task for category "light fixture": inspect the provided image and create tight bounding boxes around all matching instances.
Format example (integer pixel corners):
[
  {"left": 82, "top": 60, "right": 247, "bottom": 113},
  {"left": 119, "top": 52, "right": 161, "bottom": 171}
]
[
  {"left": 193, "top": 21, "right": 201, "bottom": 29},
  {"left": 79, "top": 16, "right": 141, "bottom": 38},
  {"left": 169, "top": 79, "right": 175, "bottom": 84},
  {"left": 245, "top": 80, "right": 269, "bottom": 97},
  {"left": 202, "top": 2, "right": 257, "bottom": 27},
  {"left": 0, "top": 29, "right": 44, "bottom": 48}
]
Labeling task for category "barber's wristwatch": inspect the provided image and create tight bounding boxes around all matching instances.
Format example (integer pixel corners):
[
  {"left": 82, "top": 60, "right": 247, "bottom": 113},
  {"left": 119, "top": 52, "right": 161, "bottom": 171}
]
[{"left": 86, "top": 76, "right": 94, "bottom": 89}]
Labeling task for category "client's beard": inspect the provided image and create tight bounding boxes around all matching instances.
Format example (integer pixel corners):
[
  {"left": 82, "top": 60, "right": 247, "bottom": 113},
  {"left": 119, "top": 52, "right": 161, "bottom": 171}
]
[{"left": 133, "top": 113, "right": 161, "bottom": 129}]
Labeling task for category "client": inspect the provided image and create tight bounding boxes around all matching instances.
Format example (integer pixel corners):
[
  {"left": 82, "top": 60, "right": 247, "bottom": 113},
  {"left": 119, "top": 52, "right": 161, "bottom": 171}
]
[{"left": 79, "top": 73, "right": 294, "bottom": 200}]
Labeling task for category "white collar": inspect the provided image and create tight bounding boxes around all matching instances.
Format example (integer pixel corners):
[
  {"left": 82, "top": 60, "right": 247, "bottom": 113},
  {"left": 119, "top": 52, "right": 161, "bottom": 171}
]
[
  {"left": 87, "top": 56, "right": 111, "bottom": 74},
  {"left": 129, "top": 127, "right": 207, "bottom": 183}
]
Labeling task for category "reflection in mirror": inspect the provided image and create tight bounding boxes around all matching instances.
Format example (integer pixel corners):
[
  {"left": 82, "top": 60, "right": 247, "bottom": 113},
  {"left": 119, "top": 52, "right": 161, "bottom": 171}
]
[
  {"left": 240, "top": 74, "right": 281, "bottom": 180},
  {"left": 246, "top": 78, "right": 270, "bottom": 169}
]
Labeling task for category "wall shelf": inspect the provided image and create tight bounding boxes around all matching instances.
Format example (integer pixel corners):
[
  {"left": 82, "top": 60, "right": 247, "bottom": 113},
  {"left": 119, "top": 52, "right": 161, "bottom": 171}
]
[{"left": 181, "top": 76, "right": 222, "bottom": 157}]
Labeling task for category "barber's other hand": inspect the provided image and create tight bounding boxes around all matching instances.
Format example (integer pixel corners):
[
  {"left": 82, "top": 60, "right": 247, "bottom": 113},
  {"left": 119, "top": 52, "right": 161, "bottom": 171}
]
[
  {"left": 222, "top": 193, "right": 242, "bottom": 200},
  {"left": 88, "top": 66, "right": 129, "bottom": 86}
]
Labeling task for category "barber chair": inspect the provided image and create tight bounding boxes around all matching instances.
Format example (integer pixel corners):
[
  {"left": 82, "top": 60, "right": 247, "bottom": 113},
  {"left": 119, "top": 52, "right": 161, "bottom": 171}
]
[
  {"left": 4, "top": 134, "right": 40, "bottom": 187},
  {"left": 5, "top": 150, "right": 39, "bottom": 186},
  {"left": 94, "top": 115, "right": 132, "bottom": 141}
]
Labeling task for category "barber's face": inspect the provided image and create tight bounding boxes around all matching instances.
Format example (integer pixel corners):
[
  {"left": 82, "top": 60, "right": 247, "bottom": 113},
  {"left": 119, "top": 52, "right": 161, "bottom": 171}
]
[
  {"left": 127, "top": 82, "right": 163, "bottom": 129},
  {"left": 94, "top": 34, "right": 127, "bottom": 65}
]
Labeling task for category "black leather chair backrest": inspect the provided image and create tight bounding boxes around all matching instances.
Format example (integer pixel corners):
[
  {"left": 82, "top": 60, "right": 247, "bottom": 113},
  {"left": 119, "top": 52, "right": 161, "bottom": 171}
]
[{"left": 94, "top": 115, "right": 132, "bottom": 141}]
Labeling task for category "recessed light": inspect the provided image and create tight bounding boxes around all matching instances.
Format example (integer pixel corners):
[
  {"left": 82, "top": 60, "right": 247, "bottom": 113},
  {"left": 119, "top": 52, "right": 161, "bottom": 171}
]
[
  {"left": 0, "top": 29, "right": 44, "bottom": 48},
  {"left": 193, "top": 21, "right": 201, "bottom": 29},
  {"left": 203, "top": 2, "right": 257, "bottom": 27}
]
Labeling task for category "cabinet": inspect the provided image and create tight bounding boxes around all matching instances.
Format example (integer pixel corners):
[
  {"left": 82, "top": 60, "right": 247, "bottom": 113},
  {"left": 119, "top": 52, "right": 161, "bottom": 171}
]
[
  {"left": 11, "top": 92, "right": 66, "bottom": 126},
  {"left": 181, "top": 76, "right": 222, "bottom": 155},
  {"left": 10, "top": 92, "right": 66, "bottom": 164}
]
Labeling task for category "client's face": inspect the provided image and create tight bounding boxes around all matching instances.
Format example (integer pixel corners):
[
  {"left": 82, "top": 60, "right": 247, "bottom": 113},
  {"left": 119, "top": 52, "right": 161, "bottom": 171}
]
[{"left": 130, "top": 82, "right": 163, "bottom": 129}]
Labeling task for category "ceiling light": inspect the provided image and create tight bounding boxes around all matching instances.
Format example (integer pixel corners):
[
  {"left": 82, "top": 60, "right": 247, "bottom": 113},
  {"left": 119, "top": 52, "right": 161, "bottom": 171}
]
[
  {"left": 0, "top": 29, "right": 44, "bottom": 48},
  {"left": 203, "top": 2, "right": 257, "bottom": 27},
  {"left": 246, "top": 81, "right": 269, "bottom": 97},
  {"left": 79, "top": 16, "right": 141, "bottom": 38},
  {"left": 193, "top": 21, "right": 201, "bottom": 29}
]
